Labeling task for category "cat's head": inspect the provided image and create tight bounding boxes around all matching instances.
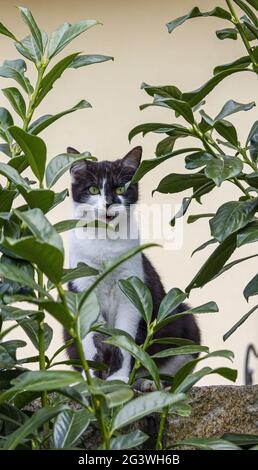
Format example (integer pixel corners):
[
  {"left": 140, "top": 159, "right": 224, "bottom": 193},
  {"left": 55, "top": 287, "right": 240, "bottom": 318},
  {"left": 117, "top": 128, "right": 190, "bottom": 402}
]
[{"left": 69, "top": 146, "right": 142, "bottom": 223}]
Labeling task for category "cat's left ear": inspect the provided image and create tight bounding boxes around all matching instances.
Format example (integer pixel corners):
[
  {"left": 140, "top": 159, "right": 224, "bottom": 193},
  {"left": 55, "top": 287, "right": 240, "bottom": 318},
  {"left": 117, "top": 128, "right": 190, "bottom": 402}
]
[
  {"left": 122, "top": 146, "right": 142, "bottom": 170},
  {"left": 67, "top": 146, "right": 80, "bottom": 154}
]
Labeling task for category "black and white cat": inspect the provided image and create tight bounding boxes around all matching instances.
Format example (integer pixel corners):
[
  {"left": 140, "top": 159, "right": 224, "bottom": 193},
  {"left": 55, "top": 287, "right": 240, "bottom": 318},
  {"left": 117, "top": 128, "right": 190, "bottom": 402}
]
[{"left": 66, "top": 146, "right": 200, "bottom": 386}]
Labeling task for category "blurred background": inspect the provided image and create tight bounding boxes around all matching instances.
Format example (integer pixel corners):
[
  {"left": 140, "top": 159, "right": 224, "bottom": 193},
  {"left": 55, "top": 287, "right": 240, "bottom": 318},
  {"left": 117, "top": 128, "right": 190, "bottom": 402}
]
[{"left": 1, "top": 0, "right": 258, "bottom": 384}]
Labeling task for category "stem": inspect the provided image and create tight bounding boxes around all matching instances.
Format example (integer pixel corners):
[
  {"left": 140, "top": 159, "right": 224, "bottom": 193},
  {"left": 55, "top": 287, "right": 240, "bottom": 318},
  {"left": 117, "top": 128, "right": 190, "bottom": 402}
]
[
  {"left": 231, "top": 177, "right": 251, "bottom": 197},
  {"left": 226, "top": 0, "right": 258, "bottom": 70},
  {"left": 56, "top": 283, "right": 110, "bottom": 449},
  {"left": 37, "top": 270, "right": 48, "bottom": 410},
  {"left": 156, "top": 406, "right": 168, "bottom": 450},
  {"left": 23, "top": 62, "right": 48, "bottom": 131}
]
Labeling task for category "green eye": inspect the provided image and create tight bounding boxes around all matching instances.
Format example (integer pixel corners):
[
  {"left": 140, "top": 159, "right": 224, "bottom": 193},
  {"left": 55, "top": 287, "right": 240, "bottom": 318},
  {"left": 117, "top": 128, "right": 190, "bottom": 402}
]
[
  {"left": 89, "top": 186, "right": 100, "bottom": 195},
  {"left": 116, "top": 186, "right": 126, "bottom": 195}
]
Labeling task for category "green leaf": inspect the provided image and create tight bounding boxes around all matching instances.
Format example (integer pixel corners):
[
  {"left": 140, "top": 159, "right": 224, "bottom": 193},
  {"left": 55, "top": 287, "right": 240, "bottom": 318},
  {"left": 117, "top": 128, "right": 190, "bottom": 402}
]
[
  {"left": 237, "top": 221, "right": 258, "bottom": 246},
  {"left": 187, "top": 214, "right": 215, "bottom": 224},
  {"left": 214, "top": 121, "right": 238, "bottom": 147},
  {"left": 157, "top": 288, "right": 187, "bottom": 323},
  {"left": 0, "top": 59, "right": 33, "bottom": 95},
  {"left": 106, "top": 334, "right": 160, "bottom": 389},
  {"left": 35, "top": 53, "right": 80, "bottom": 106},
  {"left": 242, "top": 16, "right": 258, "bottom": 39},
  {"left": 224, "top": 304, "right": 258, "bottom": 341},
  {"left": 141, "top": 98, "right": 194, "bottom": 124},
  {"left": 119, "top": 277, "right": 153, "bottom": 324},
  {"left": 69, "top": 54, "right": 113, "bottom": 68},
  {"left": 77, "top": 292, "right": 100, "bottom": 340},
  {"left": 172, "top": 437, "right": 240, "bottom": 450},
  {"left": 2, "top": 87, "right": 26, "bottom": 119},
  {"left": 9, "top": 127, "right": 46, "bottom": 182},
  {"left": 105, "top": 388, "right": 134, "bottom": 409},
  {"left": 186, "top": 234, "right": 237, "bottom": 293},
  {"left": 213, "top": 254, "right": 258, "bottom": 280},
  {"left": 213, "top": 56, "right": 251, "bottom": 75},
  {"left": 216, "top": 27, "right": 238, "bottom": 40},
  {"left": 204, "top": 156, "right": 243, "bottom": 186},
  {"left": 156, "top": 136, "right": 176, "bottom": 157},
  {"left": 15, "top": 32, "right": 48, "bottom": 64},
  {"left": 185, "top": 151, "right": 214, "bottom": 170},
  {"left": 246, "top": 120, "right": 258, "bottom": 145},
  {"left": 15, "top": 208, "right": 63, "bottom": 253},
  {"left": 0, "top": 262, "right": 50, "bottom": 298},
  {"left": 210, "top": 199, "right": 258, "bottom": 242},
  {"left": 110, "top": 431, "right": 149, "bottom": 450},
  {"left": 11, "top": 370, "right": 84, "bottom": 392},
  {"left": 222, "top": 432, "right": 258, "bottom": 447},
  {"left": 129, "top": 122, "right": 186, "bottom": 142},
  {"left": 182, "top": 68, "right": 250, "bottom": 107},
  {"left": 20, "top": 188, "right": 55, "bottom": 213},
  {"left": 141, "top": 82, "right": 182, "bottom": 99},
  {"left": 0, "top": 162, "right": 30, "bottom": 190},
  {"left": 152, "top": 345, "right": 209, "bottom": 359},
  {"left": 0, "top": 340, "right": 26, "bottom": 369},
  {"left": 48, "top": 20, "right": 99, "bottom": 58},
  {"left": 0, "top": 22, "right": 17, "bottom": 40},
  {"left": 20, "top": 320, "right": 53, "bottom": 351},
  {"left": 154, "top": 173, "right": 208, "bottom": 194},
  {"left": 245, "top": 0, "right": 258, "bottom": 11},
  {"left": 53, "top": 219, "right": 81, "bottom": 233},
  {"left": 28, "top": 100, "right": 92, "bottom": 135},
  {"left": 3, "top": 406, "right": 64, "bottom": 450},
  {"left": 46, "top": 152, "right": 91, "bottom": 188},
  {"left": 215, "top": 99, "right": 255, "bottom": 122},
  {"left": 166, "top": 6, "right": 231, "bottom": 33},
  {"left": 131, "top": 148, "right": 201, "bottom": 183},
  {"left": 53, "top": 409, "right": 91, "bottom": 449},
  {"left": 112, "top": 391, "right": 185, "bottom": 431},
  {"left": 173, "top": 365, "right": 237, "bottom": 393},
  {"left": 19, "top": 7, "right": 44, "bottom": 54},
  {"left": 61, "top": 263, "right": 98, "bottom": 284},
  {"left": 244, "top": 274, "right": 258, "bottom": 300},
  {"left": 0, "top": 188, "right": 16, "bottom": 212}
]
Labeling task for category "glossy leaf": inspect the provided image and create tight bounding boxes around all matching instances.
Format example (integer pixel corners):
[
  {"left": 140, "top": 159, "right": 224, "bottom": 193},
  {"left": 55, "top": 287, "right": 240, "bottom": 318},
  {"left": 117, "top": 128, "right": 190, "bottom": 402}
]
[
  {"left": 106, "top": 334, "right": 160, "bottom": 389},
  {"left": 69, "top": 54, "right": 113, "bottom": 68},
  {"left": 105, "top": 388, "right": 134, "bottom": 409},
  {"left": 29, "top": 100, "right": 92, "bottom": 135},
  {"left": 129, "top": 122, "right": 187, "bottom": 142},
  {"left": 77, "top": 292, "right": 100, "bottom": 340},
  {"left": 216, "top": 27, "right": 238, "bottom": 40},
  {"left": 214, "top": 120, "right": 238, "bottom": 147},
  {"left": 61, "top": 262, "right": 98, "bottom": 284},
  {"left": 213, "top": 56, "right": 251, "bottom": 75},
  {"left": 110, "top": 431, "right": 148, "bottom": 450},
  {"left": 173, "top": 437, "right": 240, "bottom": 450},
  {"left": 0, "top": 22, "right": 17, "bottom": 40},
  {"left": 20, "top": 320, "right": 53, "bottom": 351},
  {"left": 0, "top": 59, "right": 33, "bottom": 95},
  {"left": 210, "top": 199, "right": 258, "bottom": 242},
  {"left": 10, "top": 370, "right": 84, "bottom": 392},
  {"left": 141, "top": 98, "right": 194, "bottom": 124},
  {"left": 185, "top": 151, "right": 214, "bottom": 170},
  {"left": 154, "top": 172, "right": 208, "bottom": 194},
  {"left": 3, "top": 406, "right": 64, "bottom": 450},
  {"left": 45, "top": 152, "right": 91, "bottom": 188},
  {"left": 152, "top": 345, "right": 209, "bottom": 359},
  {"left": 20, "top": 188, "right": 55, "bottom": 213},
  {"left": 2, "top": 87, "right": 26, "bottom": 119},
  {"left": 215, "top": 99, "right": 255, "bottom": 122},
  {"left": 119, "top": 276, "right": 153, "bottom": 324},
  {"left": 244, "top": 274, "right": 258, "bottom": 301},
  {"left": 19, "top": 7, "right": 44, "bottom": 54},
  {"left": 35, "top": 53, "right": 80, "bottom": 106},
  {"left": 112, "top": 391, "right": 185, "bottom": 431},
  {"left": 48, "top": 20, "right": 99, "bottom": 58},
  {"left": 223, "top": 305, "right": 258, "bottom": 341},
  {"left": 157, "top": 288, "right": 187, "bottom": 323},
  {"left": 204, "top": 156, "right": 243, "bottom": 186},
  {"left": 53, "top": 409, "right": 91, "bottom": 449},
  {"left": 0, "top": 262, "right": 50, "bottom": 298},
  {"left": 237, "top": 221, "right": 258, "bottom": 246},
  {"left": 182, "top": 68, "right": 250, "bottom": 107},
  {"left": 15, "top": 32, "right": 48, "bottom": 64},
  {"left": 0, "top": 188, "right": 16, "bottom": 212},
  {"left": 245, "top": 0, "right": 258, "bottom": 12},
  {"left": 131, "top": 148, "right": 201, "bottom": 183},
  {"left": 186, "top": 234, "right": 237, "bottom": 293},
  {"left": 9, "top": 126, "right": 46, "bottom": 182},
  {"left": 166, "top": 7, "right": 231, "bottom": 33}
]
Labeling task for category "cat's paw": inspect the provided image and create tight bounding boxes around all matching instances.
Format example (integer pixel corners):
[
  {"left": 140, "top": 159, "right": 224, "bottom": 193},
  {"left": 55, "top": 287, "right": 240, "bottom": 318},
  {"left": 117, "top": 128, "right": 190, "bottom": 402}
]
[{"left": 107, "top": 373, "right": 129, "bottom": 383}]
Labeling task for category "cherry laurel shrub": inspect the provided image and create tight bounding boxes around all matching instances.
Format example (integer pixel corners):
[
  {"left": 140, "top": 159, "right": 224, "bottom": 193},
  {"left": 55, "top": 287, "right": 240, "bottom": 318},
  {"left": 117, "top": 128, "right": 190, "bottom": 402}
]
[
  {"left": 130, "top": 0, "right": 258, "bottom": 344},
  {"left": 0, "top": 6, "right": 239, "bottom": 451}
]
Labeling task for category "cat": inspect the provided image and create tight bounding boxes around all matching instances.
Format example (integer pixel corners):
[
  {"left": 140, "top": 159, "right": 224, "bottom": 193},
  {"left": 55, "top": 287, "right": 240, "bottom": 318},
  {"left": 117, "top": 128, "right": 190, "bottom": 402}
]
[{"left": 65, "top": 145, "right": 200, "bottom": 388}]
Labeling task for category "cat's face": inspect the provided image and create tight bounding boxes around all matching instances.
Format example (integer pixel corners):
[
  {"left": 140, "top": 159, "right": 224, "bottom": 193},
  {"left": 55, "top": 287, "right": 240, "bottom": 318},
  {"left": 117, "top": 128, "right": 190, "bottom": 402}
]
[{"left": 70, "top": 146, "right": 142, "bottom": 223}]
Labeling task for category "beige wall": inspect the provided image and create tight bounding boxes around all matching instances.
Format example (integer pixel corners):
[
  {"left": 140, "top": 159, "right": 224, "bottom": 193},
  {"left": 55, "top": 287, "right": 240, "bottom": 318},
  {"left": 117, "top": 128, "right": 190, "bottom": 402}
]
[{"left": 1, "top": 0, "right": 258, "bottom": 384}]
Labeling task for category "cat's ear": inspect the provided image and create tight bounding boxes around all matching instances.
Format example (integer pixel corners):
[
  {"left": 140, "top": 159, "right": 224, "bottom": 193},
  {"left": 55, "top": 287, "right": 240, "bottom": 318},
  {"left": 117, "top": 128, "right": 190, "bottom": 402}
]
[
  {"left": 122, "top": 146, "right": 142, "bottom": 170},
  {"left": 67, "top": 146, "right": 80, "bottom": 154}
]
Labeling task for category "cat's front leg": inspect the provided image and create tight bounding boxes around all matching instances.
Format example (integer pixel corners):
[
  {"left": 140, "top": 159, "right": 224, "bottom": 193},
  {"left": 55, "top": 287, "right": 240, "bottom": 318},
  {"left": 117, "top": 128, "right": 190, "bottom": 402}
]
[
  {"left": 107, "top": 302, "right": 141, "bottom": 383},
  {"left": 81, "top": 331, "right": 100, "bottom": 378}
]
